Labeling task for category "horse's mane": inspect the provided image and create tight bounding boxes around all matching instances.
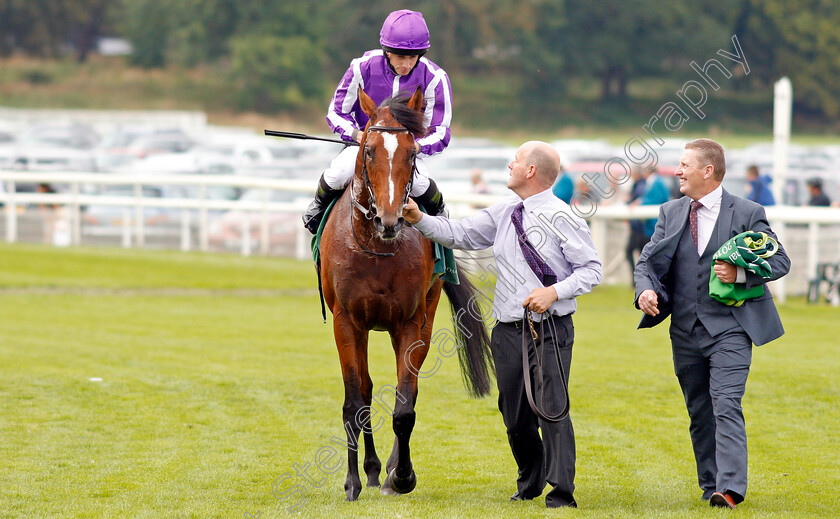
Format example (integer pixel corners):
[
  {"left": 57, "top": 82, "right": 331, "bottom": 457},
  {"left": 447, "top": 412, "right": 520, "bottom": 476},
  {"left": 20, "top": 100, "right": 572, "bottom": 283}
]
[{"left": 379, "top": 93, "right": 428, "bottom": 139}]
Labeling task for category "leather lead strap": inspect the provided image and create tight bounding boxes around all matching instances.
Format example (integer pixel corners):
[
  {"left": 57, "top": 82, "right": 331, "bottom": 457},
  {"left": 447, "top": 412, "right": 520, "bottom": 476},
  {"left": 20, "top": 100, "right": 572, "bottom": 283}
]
[{"left": 521, "top": 309, "right": 570, "bottom": 423}]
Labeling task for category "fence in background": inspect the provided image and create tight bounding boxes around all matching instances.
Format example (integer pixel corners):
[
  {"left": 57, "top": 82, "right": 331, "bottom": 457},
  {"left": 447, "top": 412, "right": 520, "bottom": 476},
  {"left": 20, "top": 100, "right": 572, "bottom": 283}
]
[{"left": 3, "top": 170, "right": 840, "bottom": 300}]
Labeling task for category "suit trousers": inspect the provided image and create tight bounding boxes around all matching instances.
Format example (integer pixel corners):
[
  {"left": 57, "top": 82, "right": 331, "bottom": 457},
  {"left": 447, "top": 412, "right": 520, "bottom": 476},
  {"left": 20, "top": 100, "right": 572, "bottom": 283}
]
[
  {"left": 491, "top": 314, "right": 576, "bottom": 507},
  {"left": 670, "top": 319, "right": 752, "bottom": 503}
]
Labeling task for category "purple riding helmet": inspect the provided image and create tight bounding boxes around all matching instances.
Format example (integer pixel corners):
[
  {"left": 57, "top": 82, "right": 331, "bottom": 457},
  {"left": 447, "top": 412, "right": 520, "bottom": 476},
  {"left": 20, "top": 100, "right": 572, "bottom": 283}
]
[{"left": 379, "top": 9, "right": 430, "bottom": 56}]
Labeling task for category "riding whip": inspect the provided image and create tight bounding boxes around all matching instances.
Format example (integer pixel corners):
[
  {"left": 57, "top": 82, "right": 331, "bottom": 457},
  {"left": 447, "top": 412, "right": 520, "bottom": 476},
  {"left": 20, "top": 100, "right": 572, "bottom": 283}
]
[{"left": 264, "top": 130, "right": 359, "bottom": 146}]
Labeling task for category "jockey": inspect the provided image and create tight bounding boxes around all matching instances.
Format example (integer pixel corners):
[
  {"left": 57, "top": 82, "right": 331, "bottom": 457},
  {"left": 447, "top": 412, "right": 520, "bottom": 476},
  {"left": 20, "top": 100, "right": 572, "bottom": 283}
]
[{"left": 303, "top": 9, "right": 453, "bottom": 234}]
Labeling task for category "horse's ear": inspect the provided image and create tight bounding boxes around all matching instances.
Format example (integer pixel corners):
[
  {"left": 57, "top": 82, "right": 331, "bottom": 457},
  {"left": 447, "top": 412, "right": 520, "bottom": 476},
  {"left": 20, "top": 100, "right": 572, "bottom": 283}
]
[
  {"left": 408, "top": 86, "right": 424, "bottom": 112},
  {"left": 359, "top": 89, "right": 377, "bottom": 120}
]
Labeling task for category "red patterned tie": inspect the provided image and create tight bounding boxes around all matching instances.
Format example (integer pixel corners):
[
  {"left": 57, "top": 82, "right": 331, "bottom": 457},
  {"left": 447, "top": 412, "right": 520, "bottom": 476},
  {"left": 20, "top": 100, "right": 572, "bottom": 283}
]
[{"left": 689, "top": 200, "right": 703, "bottom": 250}]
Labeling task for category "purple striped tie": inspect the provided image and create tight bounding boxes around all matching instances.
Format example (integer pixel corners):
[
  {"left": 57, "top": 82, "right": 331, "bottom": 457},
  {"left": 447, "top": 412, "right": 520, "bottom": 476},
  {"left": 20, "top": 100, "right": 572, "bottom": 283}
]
[{"left": 511, "top": 202, "right": 557, "bottom": 286}]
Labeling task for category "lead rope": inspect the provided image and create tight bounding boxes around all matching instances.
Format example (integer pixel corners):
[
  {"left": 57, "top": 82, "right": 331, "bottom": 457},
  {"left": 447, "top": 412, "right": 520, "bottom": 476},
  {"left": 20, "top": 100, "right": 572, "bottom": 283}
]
[{"left": 522, "top": 309, "right": 570, "bottom": 423}]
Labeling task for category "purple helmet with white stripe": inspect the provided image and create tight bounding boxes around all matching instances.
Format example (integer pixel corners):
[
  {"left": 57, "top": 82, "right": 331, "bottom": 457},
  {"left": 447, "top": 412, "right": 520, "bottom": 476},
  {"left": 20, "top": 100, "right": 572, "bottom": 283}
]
[{"left": 379, "top": 10, "right": 430, "bottom": 55}]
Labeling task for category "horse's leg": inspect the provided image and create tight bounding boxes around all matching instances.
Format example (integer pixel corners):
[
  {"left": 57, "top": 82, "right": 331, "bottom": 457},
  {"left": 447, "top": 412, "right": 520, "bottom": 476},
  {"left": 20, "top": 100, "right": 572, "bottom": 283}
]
[
  {"left": 360, "top": 357, "right": 382, "bottom": 488},
  {"left": 333, "top": 315, "right": 369, "bottom": 501},
  {"left": 382, "top": 281, "right": 442, "bottom": 495},
  {"left": 383, "top": 299, "right": 436, "bottom": 494}
]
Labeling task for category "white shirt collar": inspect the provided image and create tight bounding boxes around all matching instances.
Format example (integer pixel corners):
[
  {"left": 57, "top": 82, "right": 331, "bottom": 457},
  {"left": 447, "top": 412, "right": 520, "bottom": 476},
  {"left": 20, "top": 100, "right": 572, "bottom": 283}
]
[
  {"left": 696, "top": 185, "right": 723, "bottom": 209},
  {"left": 522, "top": 188, "right": 556, "bottom": 213}
]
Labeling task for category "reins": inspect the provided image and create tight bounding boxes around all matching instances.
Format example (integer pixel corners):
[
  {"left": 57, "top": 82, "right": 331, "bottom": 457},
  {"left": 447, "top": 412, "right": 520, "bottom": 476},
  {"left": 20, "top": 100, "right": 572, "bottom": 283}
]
[{"left": 521, "top": 309, "right": 570, "bottom": 423}]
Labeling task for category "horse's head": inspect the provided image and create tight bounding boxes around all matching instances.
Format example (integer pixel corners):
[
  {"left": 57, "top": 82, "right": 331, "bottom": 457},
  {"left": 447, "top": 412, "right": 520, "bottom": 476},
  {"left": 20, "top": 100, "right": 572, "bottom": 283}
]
[{"left": 355, "top": 87, "right": 426, "bottom": 241}]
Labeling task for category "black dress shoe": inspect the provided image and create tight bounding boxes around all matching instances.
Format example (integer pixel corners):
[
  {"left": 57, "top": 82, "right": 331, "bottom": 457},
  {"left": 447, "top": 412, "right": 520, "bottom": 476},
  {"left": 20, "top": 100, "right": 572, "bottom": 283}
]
[
  {"left": 510, "top": 491, "right": 538, "bottom": 501},
  {"left": 546, "top": 498, "right": 577, "bottom": 508},
  {"left": 710, "top": 492, "right": 737, "bottom": 509}
]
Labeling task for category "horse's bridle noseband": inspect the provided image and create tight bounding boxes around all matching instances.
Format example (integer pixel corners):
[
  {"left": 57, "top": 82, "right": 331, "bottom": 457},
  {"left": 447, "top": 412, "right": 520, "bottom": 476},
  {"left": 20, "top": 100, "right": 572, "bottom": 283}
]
[{"left": 351, "top": 125, "right": 417, "bottom": 221}]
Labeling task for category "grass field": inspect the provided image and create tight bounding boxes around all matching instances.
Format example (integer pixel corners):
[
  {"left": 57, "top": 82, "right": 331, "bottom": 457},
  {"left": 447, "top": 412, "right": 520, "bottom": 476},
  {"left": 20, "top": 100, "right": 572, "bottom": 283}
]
[{"left": 1, "top": 243, "right": 838, "bottom": 518}]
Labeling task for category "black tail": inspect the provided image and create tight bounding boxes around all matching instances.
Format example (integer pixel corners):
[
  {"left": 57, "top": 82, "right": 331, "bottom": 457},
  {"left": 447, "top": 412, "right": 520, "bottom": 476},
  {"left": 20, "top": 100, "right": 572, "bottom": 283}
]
[{"left": 442, "top": 262, "right": 495, "bottom": 397}]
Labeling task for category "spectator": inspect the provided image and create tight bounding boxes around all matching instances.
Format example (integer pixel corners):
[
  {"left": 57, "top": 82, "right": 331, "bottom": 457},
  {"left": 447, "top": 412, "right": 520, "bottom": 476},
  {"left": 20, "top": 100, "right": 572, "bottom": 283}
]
[
  {"left": 640, "top": 166, "right": 670, "bottom": 238},
  {"left": 806, "top": 177, "right": 831, "bottom": 206},
  {"left": 552, "top": 164, "right": 574, "bottom": 204},
  {"left": 745, "top": 165, "right": 775, "bottom": 206},
  {"left": 626, "top": 165, "right": 648, "bottom": 276},
  {"left": 36, "top": 183, "right": 57, "bottom": 245},
  {"left": 471, "top": 168, "right": 490, "bottom": 195}
]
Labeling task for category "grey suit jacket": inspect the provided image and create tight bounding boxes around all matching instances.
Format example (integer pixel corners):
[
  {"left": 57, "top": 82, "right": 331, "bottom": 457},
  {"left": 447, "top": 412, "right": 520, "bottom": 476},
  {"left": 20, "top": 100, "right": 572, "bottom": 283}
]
[{"left": 633, "top": 190, "right": 790, "bottom": 346}]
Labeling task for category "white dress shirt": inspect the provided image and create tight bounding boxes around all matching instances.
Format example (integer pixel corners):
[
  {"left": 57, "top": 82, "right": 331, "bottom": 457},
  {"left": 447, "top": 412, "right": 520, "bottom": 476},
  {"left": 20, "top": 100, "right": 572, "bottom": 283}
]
[
  {"left": 414, "top": 189, "right": 602, "bottom": 322},
  {"left": 694, "top": 186, "right": 722, "bottom": 254},
  {"left": 694, "top": 185, "right": 746, "bottom": 282}
]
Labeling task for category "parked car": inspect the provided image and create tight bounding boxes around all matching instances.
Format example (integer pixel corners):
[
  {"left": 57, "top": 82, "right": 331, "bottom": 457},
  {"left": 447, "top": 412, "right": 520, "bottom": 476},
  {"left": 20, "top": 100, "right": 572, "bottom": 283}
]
[
  {"left": 425, "top": 144, "right": 516, "bottom": 197},
  {"left": 96, "top": 128, "right": 195, "bottom": 171},
  {"left": 125, "top": 151, "right": 235, "bottom": 176},
  {"left": 82, "top": 185, "right": 171, "bottom": 227},
  {"left": 207, "top": 188, "right": 306, "bottom": 253},
  {"left": 18, "top": 121, "right": 99, "bottom": 150},
  {"left": 0, "top": 125, "right": 16, "bottom": 144},
  {"left": 552, "top": 139, "right": 619, "bottom": 164},
  {"left": 0, "top": 121, "right": 98, "bottom": 172}
]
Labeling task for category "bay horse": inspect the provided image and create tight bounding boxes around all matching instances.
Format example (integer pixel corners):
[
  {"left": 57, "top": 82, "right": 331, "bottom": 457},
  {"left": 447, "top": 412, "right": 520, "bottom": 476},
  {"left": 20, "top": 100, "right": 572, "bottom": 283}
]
[{"left": 319, "top": 86, "right": 494, "bottom": 501}]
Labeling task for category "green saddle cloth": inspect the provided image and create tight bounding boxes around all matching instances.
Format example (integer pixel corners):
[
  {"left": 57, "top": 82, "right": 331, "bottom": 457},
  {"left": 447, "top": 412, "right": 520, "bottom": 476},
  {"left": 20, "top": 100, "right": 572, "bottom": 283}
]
[
  {"left": 709, "top": 230, "right": 778, "bottom": 307},
  {"left": 310, "top": 199, "right": 459, "bottom": 285}
]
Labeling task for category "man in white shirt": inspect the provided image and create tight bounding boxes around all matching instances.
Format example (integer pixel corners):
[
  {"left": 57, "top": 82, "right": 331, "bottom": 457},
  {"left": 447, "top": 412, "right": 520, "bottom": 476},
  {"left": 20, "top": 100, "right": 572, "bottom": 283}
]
[
  {"left": 403, "top": 140, "right": 602, "bottom": 508},
  {"left": 634, "top": 139, "right": 790, "bottom": 510}
]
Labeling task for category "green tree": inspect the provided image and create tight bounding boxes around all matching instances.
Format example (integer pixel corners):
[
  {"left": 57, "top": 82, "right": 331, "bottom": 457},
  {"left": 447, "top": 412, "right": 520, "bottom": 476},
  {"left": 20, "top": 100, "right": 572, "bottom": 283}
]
[
  {"left": 166, "top": 0, "right": 238, "bottom": 66},
  {"left": 228, "top": 35, "right": 326, "bottom": 112},
  {"left": 122, "top": 0, "right": 170, "bottom": 68},
  {"left": 743, "top": 0, "right": 840, "bottom": 118},
  {"left": 561, "top": 0, "right": 738, "bottom": 101}
]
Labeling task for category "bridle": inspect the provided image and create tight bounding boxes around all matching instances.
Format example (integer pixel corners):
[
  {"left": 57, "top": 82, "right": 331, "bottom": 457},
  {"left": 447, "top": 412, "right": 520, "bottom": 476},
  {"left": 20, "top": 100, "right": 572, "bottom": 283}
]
[
  {"left": 351, "top": 125, "right": 417, "bottom": 220},
  {"left": 349, "top": 124, "right": 418, "bottom": 256}
]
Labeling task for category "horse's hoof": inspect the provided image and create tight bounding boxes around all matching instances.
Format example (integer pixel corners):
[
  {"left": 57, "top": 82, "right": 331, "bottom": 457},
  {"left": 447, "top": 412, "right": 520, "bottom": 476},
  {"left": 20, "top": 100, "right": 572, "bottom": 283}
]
[
  {"left": 345, "top": 481, "right": 362, "bottom": 501},
  {"left": 380, "top": 481, "right": 396, "bottom": 496},
  {"left": 366, "top": 477, "right": 380, "bottom": 488},
  {"left": 385, "top": 468, "right": 416, "bottom": 494}
]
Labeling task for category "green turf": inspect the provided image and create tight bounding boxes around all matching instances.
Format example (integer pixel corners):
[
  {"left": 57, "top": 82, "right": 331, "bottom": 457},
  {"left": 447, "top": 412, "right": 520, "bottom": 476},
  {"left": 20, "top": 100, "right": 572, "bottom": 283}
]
[{"left": 0, "top": 243, "right": 837, "bottom": 518}]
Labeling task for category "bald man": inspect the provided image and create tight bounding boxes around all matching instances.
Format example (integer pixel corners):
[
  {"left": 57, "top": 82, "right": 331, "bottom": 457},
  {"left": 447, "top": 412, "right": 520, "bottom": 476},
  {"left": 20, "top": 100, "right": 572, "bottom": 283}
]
[{"left": 404, "top": 141, "right": 602, "bottom": 508}]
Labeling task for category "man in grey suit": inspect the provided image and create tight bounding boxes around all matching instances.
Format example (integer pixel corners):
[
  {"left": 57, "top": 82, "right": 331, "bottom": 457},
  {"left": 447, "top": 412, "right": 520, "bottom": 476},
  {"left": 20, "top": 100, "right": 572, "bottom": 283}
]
[{"left": 634, "top": 139, "right": 790, "bottom": 509}]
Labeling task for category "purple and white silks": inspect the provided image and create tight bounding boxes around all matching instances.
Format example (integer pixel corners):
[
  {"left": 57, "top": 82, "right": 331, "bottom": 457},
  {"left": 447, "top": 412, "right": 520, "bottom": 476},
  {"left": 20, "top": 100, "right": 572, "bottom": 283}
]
[{"left": 326, "top": 49, "right": 452, "bottom": 158}]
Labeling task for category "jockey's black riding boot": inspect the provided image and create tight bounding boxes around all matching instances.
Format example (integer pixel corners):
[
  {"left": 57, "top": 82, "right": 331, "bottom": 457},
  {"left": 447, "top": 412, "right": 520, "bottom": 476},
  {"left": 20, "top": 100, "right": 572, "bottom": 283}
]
[
  {"left": 303, "top": 175, "right": 342, "bottom": 234},
  {"left": 414, "top": 179, "right": 448, "bottom": 217}
]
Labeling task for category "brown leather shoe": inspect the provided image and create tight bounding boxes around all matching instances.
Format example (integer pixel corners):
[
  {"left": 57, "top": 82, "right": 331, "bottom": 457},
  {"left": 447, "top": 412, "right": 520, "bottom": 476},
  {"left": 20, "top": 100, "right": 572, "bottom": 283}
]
[{"left": 710, "top": 492, "right": 737, "bottom": 509}]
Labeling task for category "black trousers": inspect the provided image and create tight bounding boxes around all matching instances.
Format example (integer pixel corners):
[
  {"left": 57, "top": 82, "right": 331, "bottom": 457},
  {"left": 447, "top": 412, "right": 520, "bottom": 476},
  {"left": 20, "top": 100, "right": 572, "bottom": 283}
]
[
  {"left": 626, "top": 228, "right": 650, "bottom": 274},
  {"left": 491, "top": 314, "right": 576, "bottom": 507}
]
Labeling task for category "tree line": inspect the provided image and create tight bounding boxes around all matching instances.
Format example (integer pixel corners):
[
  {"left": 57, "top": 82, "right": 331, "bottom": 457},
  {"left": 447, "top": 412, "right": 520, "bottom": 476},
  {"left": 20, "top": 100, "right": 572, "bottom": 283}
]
[{"left": 1, "top": 0, "right": 838, "bottom": 119}]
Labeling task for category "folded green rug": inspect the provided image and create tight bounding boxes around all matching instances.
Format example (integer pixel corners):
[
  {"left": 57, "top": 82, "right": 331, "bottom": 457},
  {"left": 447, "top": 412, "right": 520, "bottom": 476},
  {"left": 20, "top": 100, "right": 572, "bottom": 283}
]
[{"left": 709, "top": 231, "right": 778, "bottom": 307}]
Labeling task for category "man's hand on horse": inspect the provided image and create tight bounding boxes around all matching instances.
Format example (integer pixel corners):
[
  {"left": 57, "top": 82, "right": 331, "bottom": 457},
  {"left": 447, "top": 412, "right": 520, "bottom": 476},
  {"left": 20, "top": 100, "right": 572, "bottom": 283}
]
[
  {"left": 638, "top": 289, "right": 659, "bottom": 316},
  {"left": 402, "top": 198, "right": 423, "bottom": 224},
  {"left": 714, "top": 260, "right": 737, "bottom": 284},
  {"left": 522, "top": 287, "right": 558, "bottom": 314}
]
